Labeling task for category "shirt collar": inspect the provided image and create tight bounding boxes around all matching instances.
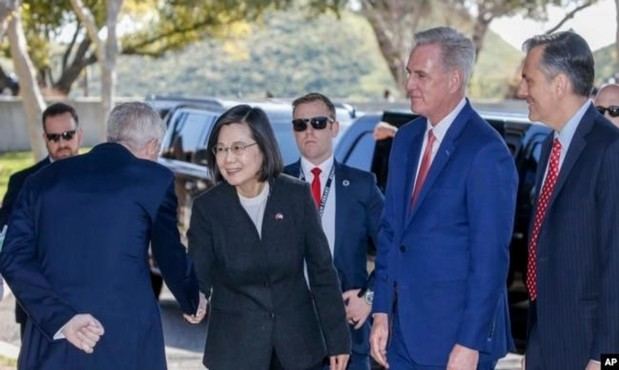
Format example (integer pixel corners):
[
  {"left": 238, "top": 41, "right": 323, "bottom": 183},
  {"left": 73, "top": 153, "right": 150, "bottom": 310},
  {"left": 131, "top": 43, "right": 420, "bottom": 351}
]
[
  {"left": 301, "top": 154, "right": 334, "bottom": 178},
  {"left": 554, "top": 99, "right": 591, "bottom": 147},
  {"left": 425, "top": 97, "right": 467, "bottom": 143}
]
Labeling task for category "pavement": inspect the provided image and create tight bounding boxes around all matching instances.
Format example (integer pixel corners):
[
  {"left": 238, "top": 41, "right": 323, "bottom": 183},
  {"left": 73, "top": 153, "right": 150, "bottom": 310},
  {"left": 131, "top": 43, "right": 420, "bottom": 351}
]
[{"left": 0, "top": 285, "right": 523, "bottom": 370}]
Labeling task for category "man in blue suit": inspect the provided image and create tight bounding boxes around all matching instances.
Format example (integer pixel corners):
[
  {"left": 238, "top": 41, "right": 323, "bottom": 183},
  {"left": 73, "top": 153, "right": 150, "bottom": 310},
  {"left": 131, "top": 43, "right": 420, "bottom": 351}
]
[
  {"left": 0, "top": 102, "right": 83, "bottom": 339},
  {"left": 518, "top": 32, "right": 619, "bottom": 370},
  {"left": 0, "top": 102, "right": 205, "bottom": 370},
  {"left": 369, "top": 27, "right": 518, "bottom": 370},
  {"left": 285, "top": 92, "right": 384, "bottom": 370}
]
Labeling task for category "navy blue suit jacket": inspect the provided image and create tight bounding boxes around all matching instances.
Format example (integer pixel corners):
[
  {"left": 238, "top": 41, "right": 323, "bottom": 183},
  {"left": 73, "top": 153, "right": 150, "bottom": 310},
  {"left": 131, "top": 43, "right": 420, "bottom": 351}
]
[
  {"left": 0, "top": 143, "right": 199, "bottom": 370},
  {"left": 374, "top": 101, "right": 518, "bottom": 366},
  {"left": 527, "top": 105, "right": 619, "bottom": 369},
  {"left": 0, "top": 157, "right": 51, "bottom": 324},
  {"left": 284, "top": 161, "right": 384, "bottom": 292}
]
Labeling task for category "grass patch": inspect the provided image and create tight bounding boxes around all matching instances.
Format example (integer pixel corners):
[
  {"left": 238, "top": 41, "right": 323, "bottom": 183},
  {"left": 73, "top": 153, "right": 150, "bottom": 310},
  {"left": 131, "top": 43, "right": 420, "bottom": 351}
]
[
  {"left": 0, "top": 354, "right": 17, "bottom": 366},
  {"left": 0, "top": 151, "right": 36, "bottom": 200}
]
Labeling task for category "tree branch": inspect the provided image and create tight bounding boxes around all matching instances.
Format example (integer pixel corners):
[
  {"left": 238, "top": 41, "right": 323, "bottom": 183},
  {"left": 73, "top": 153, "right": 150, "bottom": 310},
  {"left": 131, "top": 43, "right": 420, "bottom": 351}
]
[
  {"left": 121, "top": 16, "right": 219, "bottom": 55},
  {"left": 545, "top": 1, "right": 595, "bottom": 34}
]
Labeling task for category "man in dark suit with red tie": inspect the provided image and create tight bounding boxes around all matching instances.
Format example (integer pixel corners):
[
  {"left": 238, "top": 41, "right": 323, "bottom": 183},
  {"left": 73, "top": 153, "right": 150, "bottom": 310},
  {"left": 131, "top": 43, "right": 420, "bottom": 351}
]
[
  {"left": 285, "top": 92, "right": 384, "bottom": 370},
  {"left": 518, "top": 31, "right": 619, "bottom": 370}
]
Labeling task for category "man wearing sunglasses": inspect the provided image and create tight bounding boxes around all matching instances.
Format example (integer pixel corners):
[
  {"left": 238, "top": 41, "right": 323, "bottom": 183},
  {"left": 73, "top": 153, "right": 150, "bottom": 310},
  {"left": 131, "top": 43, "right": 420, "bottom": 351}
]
[
  {"left": 593, "top": 83, "right": 619, "bottom": 127},
  {"left": 0, "top": 102, "right": 82, "bottom": 340},
  {"left": 285, "top": 92, "right": 384, "bottom": 370}
]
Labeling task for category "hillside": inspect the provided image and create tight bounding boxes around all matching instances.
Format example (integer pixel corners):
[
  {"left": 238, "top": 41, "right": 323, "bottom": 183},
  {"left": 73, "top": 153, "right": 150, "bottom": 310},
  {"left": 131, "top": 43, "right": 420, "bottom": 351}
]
[
  {"left": 94, "top": 8, "right": 524, "bottom": 100},
  {"left": 593, "top": 43, "right": 618, "bottom": 84}
]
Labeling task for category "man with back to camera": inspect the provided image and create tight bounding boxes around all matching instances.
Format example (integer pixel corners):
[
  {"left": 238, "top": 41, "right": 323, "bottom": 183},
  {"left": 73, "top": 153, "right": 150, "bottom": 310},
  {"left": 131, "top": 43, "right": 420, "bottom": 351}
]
[
  {"left": 284, "top": 92, "right": 384, "bottom": 370},
  {"left": 0, "top": 102, "right": 83, "bottom": 339},
  {"left": 518, "top": 31, "right": 619, "bottom": 370},
  {"left": 369, "top": 26, "right": 518, "bottom": 370},
  {"left": 593, "top": 83, "right": 619, "bottom": 127},
  {"left": 0, "top": 102, "right": 206, "bottom": 370}
]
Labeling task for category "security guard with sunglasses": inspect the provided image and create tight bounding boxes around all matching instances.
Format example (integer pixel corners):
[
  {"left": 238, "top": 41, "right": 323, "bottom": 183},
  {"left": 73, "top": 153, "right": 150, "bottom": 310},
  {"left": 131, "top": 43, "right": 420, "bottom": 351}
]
[
  {"left": 594, "top": 83, "right": 619, "bottom": 127},
  {"left": 0, "top": 102, "right": 82, "bottom": 339},
  {"left": 284, "top": 92, "right": 384, "bottom": 370}
]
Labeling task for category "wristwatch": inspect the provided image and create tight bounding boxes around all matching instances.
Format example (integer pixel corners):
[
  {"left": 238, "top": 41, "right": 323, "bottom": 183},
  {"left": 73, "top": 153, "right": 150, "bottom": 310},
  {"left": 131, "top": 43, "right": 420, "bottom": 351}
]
[{"left": 363, "top": 289, "right": 374, "bottom": 305}]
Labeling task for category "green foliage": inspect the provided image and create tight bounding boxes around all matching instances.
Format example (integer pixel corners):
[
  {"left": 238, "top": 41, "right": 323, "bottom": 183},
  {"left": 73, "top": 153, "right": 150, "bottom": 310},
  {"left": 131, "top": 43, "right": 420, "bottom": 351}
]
[
  {"left": 593, "top": 43, "right": 619, "bottom": 85},
  {"left": 88, "top": 7, "right": 520, "bottom": 100},
  {"left": 107, "top": 9, "right": 398, "bottom": 100},
  {"left": 470, "top": 31, "right": 523, "bottom": 99},
  {"left": 0, "top": 150, "right": 35, "bottom": 199}
]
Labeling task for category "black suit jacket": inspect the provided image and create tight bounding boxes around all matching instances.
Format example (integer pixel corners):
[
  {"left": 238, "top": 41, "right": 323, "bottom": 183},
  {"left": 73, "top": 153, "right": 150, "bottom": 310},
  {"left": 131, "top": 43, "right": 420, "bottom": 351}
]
[
  {"left": 0, "top": 157, "right": 50, "bottom": 324},
  {"left": 529, "top": 105, "right": 619, "bottom": 369},
  {"left": 188, "top": 174, "right": 350, "bottom": 370}
]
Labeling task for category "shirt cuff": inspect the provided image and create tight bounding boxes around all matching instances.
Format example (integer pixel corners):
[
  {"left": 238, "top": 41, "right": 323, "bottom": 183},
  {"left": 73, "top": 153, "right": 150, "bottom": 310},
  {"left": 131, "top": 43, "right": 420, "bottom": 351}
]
[{"left": 53, "top": 323, "right": 67, "bottom": 340}]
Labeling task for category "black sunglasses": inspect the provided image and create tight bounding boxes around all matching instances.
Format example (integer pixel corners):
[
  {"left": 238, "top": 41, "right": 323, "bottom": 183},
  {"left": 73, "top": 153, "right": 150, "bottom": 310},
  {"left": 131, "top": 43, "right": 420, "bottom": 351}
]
[
  {"left": 596, "top": 105, "right": 619, "bottom": 118},
  {"left": 46, "top": 130, "right": 77, "bottom": 142},
  {"left": 291, "top": 116, "right": 333, "bottom": 132}
]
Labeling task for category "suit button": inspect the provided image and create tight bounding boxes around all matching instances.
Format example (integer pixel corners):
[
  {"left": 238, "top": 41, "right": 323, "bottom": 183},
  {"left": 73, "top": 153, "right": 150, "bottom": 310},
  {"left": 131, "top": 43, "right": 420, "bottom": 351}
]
[
  {"left": 400, "top": 245, "right": 406, "bottom": 252},
  {"left": 270, "top": 312, "right": 275, "bottom": 319}
]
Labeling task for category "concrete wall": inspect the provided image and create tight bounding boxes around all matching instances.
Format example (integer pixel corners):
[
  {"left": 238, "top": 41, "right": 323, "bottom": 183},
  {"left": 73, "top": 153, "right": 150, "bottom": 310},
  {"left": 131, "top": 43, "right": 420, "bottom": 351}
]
[{"left": 0, "top": 97, "right": 111, "bottom": 152}]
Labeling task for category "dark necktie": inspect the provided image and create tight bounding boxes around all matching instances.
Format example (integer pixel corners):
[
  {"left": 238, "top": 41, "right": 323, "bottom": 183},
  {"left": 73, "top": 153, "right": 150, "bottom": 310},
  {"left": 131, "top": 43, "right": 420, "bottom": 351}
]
[
  {"left": 310, "top": 167, "right": 322, "bottom": 207},
  {"left": 410, "top": 129, "right": 436, "bottom": 208},
  {"left": 526, "top": 138, "right": 561, "bottom": 301}
]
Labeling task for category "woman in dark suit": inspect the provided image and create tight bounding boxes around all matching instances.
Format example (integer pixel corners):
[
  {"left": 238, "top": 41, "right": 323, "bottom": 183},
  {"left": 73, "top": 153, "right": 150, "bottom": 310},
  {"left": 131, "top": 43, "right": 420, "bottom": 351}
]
[{"left": 188, "top": 105, "right": 350, "bottom": 370}]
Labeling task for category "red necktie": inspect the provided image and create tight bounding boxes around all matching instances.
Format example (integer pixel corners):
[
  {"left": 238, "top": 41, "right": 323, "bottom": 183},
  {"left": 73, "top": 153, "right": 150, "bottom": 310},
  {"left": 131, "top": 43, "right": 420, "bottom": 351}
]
[
  {"left": 410, "top": 129, "right": 436, "bottom": 208},
  {"left": 310, "top": 167, "right": 322, "bottom": 207},
  {"left": 526, "top": 138, "right": 561, "bottom": 301}
]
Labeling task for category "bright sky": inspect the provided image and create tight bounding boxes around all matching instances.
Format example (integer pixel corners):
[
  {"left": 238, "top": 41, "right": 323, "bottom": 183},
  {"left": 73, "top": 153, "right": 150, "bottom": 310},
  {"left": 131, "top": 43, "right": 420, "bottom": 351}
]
[{"left": 491, "top": 0, "right": 616, "bottom": 52}]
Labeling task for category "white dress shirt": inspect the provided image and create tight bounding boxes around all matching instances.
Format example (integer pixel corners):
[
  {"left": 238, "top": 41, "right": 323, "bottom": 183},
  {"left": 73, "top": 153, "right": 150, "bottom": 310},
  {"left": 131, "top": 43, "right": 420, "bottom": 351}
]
[
  {"left": 413, "top": 98, "right": 467, "bottom": 188},
  {"left": 300, "top": 155, "right": 336, "bottom": 256}
]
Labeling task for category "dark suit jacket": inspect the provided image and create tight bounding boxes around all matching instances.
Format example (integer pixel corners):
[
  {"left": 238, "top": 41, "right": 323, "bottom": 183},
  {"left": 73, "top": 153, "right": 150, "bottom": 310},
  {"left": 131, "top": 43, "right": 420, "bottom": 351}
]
[
  {"left": 374, "top": 101, "right": 518, "bottom": 365},
  {"left": 284, "top": 161, "right": 384, "bottom": 358},
  {"left": 528, "top": 104, "right": 619, "bottom": 369},
  {"left": 188, "top": 174, "right": 350, "bottom": 370},
  {"left": 0, "top": 143, "right": 199, "bottom": 370},
  {"left": 0, "top": 157, "right": 50, "bottom": 325}
]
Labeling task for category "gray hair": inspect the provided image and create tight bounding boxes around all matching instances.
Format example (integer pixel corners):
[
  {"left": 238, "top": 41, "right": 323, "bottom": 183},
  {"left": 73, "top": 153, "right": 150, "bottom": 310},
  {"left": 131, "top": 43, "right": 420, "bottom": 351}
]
[
  {"left": 106, "top": 102, "right": 165, "bottom": 149},
  {"left": 522, "top": 31, "right": 594, "bottom": 97},
  {"left": 413, "top": 26, "right": 475, "bottom": 87}
]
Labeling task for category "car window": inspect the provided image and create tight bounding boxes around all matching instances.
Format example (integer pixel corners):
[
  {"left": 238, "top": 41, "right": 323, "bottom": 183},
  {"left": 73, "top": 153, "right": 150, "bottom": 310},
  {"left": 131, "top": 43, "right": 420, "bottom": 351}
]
[
  {"left": 161, "top": 111, "right": 217, "bottom": 163},
  {"left": 344, "top": 131, "right": 375, "bottom": 172},
  {"left": 271, "top": 122, "right": 300, "bottom": 165}
]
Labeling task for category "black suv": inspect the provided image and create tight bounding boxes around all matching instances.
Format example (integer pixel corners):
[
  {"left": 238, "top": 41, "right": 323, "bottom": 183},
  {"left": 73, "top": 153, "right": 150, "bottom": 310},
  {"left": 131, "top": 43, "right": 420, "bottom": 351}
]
[{"left": 334, "top": 109, "right": 551, "bottom": 350}]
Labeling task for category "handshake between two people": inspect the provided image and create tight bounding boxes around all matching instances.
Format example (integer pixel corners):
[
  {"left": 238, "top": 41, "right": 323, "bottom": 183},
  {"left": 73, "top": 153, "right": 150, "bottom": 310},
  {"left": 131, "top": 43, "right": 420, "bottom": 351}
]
[{"left": 62, "top": 292, "right": 208, "bottom": 354}]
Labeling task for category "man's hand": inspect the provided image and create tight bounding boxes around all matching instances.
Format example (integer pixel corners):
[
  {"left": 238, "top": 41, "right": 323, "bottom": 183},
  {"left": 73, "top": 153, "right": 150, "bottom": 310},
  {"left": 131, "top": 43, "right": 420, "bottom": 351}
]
[
  {"left": 373, "top": 121, "right": 398, "bottom": 141},
  {"left": 62, "top": 314, "right": 105, "bottom": 354},
  {"left": 447, "top": 344, "right": 479, "bottom": 370},
  {"left": 184, "top": 292, "right": 207, "bottom": 324},
  {"left": 329, "top": 353, "right": 349, "bottom": 370},
  {"left": 585, "top": 360, "right": 601, "bottom": 370},
  {"left": 342, "top": 289, "right": 371, "bottom": 329},
  {"left": 370, "top": 313, "right": 390, "bottom": 368}
]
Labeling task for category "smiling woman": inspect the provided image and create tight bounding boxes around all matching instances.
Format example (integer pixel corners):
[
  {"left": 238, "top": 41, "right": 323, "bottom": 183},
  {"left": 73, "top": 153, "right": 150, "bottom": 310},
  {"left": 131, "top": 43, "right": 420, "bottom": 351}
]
[{"left": 187, "top": 104, "right": 351, "bottom": 370}]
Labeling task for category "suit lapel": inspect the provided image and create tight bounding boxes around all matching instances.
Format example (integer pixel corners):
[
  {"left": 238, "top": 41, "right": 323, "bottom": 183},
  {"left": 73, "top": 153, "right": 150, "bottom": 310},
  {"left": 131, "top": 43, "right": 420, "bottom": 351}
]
[
  {"left": 402, "top": 123, "right": 425, "bottom": 220},
  {"left": 286, "top": 160, "right": 302, "bottom": 178},
  {"left": 406, "top": 102, "right": 473, "bottom": 225},
  {"left": 534, "top": 136, "right": 553, "bottom": 199},
  {"left": 546, "top": 105, "right": 595, "bottom": 209}
]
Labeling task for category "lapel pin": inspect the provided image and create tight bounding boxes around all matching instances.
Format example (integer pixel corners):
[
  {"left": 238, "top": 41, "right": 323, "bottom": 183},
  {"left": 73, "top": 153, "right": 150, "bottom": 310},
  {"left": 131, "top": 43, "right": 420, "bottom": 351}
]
[
  {"left": 342, "top": 179, "right": 350, "bottom": 187},
  {"left": 275, "top": 212, "right": 284, "bottom": 220}
]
